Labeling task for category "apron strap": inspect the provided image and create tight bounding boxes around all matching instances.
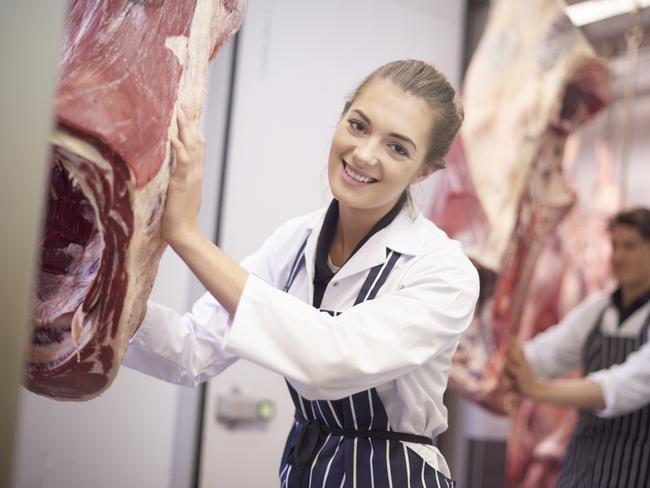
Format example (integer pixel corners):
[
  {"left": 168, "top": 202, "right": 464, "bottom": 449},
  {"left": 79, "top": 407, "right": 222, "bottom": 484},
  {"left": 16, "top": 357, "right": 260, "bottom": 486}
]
[
  {"left": 283, "top": 235, "right": 309, "bottom": 293},
  {"left": 639, "top": 306, "right": 650, "bottom": 340},
  {"left": 289, "top": 417, "right": 433, "bottom": 466}
]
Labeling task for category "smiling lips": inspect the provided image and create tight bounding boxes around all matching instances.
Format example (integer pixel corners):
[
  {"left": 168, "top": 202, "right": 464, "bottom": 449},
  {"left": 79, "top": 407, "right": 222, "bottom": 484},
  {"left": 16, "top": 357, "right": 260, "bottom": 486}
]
[{"left": 342, "top": 161, "right": 378, "bottom": 184}]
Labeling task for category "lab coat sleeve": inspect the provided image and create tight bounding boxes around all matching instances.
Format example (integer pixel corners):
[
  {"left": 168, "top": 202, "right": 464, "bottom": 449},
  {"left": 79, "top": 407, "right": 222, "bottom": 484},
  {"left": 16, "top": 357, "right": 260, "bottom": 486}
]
[
  {"left": 588, "top": 336, "right": 650, "bottom": 418},
  {"left": 523, "top": 293, "right": 606, "bottom": 379},
  {"left": 121, "top": 294, "right": 237, "bottom": 386},
  {"left": 122, "top": 218, "right": 306, "bottom": 386},
  {"left": 223, "top": 247, "right": 480, "bottom": 400}
]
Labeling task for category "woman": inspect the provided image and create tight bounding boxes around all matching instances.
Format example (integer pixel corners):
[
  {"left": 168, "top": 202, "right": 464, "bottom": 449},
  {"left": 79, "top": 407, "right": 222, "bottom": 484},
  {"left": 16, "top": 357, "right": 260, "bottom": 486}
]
[{"left": 124, "top": 60, "right": 479, "bottom": 487}]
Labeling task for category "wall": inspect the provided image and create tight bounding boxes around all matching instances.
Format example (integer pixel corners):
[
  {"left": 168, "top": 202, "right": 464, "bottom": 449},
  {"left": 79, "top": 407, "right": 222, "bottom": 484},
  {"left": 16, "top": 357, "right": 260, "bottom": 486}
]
[
  {"left": 571, "top": 71, "right": 650, "bottom": 208},
  {"left": 1, "top": 2, "right": 67, "bottom": 487}
]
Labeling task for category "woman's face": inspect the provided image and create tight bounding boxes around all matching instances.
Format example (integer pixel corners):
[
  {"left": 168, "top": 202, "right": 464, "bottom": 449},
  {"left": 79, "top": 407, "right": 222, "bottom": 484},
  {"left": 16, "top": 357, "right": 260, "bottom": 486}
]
[{"left": 328, "top": 78, "right": 434, "bottom": 219}]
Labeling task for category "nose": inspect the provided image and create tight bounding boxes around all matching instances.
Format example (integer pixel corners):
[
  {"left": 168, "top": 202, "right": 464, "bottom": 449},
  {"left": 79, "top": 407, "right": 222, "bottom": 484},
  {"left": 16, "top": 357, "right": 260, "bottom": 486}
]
[
  {"left": 353, "top": 139, "right": 379, "bottom": 166},
  {"left": 610, "top": 245, "right": 626, "bottom": 266}
]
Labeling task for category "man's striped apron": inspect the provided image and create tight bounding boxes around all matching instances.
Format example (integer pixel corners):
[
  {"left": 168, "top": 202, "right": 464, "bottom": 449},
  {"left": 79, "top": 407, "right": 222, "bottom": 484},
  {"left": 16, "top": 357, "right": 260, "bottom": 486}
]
[{"left": 557, "top": 306, "right": 650, "bottom": 487}]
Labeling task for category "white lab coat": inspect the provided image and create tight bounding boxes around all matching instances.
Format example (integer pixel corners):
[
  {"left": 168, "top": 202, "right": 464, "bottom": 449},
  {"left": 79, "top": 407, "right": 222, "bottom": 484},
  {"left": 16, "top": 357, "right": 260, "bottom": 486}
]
[
  {"left": 524, "top": 291, "right": 650, "bottom": 417},
  {"left": 123, "top": 203, "right": 479, "bottom": 473}
]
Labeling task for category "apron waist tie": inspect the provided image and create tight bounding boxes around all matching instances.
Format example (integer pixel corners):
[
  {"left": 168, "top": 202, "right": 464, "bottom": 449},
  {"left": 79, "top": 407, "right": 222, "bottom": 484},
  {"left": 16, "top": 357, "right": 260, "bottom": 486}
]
[{"left": 290, "top": 416, "right": 433, "bottom": 466}]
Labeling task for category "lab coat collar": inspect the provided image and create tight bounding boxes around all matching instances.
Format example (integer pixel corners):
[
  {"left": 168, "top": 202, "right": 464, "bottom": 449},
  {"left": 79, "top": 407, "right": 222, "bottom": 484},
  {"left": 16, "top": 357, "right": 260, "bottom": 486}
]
[
  {"left": 301, "top": 202, "right": 431, "bottom": 284},
  {"left": 384, "top": 205, "right": 431, "bottom": 256}
]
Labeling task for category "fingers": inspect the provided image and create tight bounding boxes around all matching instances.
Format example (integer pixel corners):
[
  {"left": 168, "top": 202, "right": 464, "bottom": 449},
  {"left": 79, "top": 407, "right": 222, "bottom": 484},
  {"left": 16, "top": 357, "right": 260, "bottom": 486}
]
[
  {"left": 504, "top": 337, "right": 525, "bottom": 383},
  {"left": 503, "top": 360, "right": 518, "bottom": 384},
  {"left": 177, "top": 107, "right": 190, "bottom": 146},
  {"left": 170, "top": 133, "right": 188, "bottom": 165},
  {"left": 500, "top": 373, "right": 514, "bottom": 392},
  {"left": 176, "top": 106, "right": 205, "bottom": 146},
  {"left": 507, "top": 336, "right": 525, "bottom": 363},
  {"left": 171, "top": 106, "right": 206, "bottom": 170}
]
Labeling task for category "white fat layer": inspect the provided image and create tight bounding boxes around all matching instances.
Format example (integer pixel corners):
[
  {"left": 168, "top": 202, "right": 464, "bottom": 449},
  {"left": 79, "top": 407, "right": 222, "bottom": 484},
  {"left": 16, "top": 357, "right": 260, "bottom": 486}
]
[
  {"left": 165, "top": 35, "right": 189, "bottom": 65},
  {"left": 37, "top": 0, "right": 246, "bottom": 400},
  {"left": 30, "top": 307, "right": 101, "bottom": 370},
  {"left": 117, "top": 0, "right": 229, "bottom": 354},
  {"left": 459, "top": 0, "right": 605, "bottom": 270},
  {"left": 70, "top": 305, "right": 85, "bottom": 361}
]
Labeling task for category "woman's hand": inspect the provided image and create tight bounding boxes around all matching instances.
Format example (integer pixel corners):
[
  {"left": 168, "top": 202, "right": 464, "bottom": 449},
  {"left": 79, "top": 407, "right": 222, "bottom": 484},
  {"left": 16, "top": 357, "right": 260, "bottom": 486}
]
[
  {"left": 162, "top": 108, "right": 206, "bottom": 249},
  {"left": 505, "top": 337, "right": 545, "bottom": 399}
]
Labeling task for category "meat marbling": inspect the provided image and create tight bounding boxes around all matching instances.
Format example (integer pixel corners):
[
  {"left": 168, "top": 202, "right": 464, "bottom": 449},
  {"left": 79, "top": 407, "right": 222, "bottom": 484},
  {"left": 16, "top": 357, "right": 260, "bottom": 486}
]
[{"left": 27, "top": 0, "right": 245, "bottom": 401}]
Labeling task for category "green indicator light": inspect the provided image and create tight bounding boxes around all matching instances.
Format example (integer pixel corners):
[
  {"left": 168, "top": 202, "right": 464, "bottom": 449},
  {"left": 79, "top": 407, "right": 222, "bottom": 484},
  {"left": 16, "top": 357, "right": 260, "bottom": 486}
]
[{"left": 256, "top": 400, "right": 275, "bottom": 421}]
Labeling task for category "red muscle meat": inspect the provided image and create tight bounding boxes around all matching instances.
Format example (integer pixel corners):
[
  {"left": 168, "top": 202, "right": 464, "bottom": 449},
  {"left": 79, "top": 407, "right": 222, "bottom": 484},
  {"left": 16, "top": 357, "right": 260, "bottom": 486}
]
[
  {"left": 506, "top": 136, "right": 621, "bottom": 487},
  {"left": 428, "top": 0, "right": 611, "bottom": 485},
  {"left": 27, "top": 0, "right": 245, "bottom": 401}
]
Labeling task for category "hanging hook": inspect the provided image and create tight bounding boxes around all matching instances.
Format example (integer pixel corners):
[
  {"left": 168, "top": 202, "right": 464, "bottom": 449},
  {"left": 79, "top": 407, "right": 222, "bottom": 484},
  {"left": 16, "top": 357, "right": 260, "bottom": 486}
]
[
  {"left": 618, "top": 1, "right": 645, "bottom": 203},
  {"left": 625, "top": 0, "right": 644, "bottom": 50}
]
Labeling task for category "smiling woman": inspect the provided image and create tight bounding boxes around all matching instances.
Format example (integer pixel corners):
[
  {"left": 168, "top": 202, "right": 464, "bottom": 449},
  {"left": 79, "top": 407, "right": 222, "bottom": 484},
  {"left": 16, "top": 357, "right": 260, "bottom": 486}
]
[
  {"left": 329, "top": 79, "right": 433, "bottom": 222},
  {"left": 123, "top": 59, "right": 478, "bottom": 488}
]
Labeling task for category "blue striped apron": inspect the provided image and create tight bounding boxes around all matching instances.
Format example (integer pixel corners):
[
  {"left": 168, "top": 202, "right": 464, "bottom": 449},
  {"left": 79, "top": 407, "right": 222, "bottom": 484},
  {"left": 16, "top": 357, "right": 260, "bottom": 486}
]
[
  {"left": 557, "top": 306, "right": 650, "bottom": 488},
  {"left": 278, "top": 239, "right": 456, "bottom": 487}
]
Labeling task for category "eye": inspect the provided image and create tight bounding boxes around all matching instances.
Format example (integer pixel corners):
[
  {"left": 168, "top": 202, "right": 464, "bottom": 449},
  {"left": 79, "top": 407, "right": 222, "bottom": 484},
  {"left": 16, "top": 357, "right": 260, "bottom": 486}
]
[
  {"left": 348, "top": 119, "right": 366, "bottom": 134},
  {"left": 388, "top": 143, "right": 409, "bottom": 158}
]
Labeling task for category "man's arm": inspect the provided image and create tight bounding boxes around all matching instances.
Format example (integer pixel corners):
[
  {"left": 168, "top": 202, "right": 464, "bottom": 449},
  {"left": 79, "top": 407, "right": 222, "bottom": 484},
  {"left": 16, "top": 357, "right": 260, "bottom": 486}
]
[{"left": 506, "top": 338, "right": 606, "bottom": 411}]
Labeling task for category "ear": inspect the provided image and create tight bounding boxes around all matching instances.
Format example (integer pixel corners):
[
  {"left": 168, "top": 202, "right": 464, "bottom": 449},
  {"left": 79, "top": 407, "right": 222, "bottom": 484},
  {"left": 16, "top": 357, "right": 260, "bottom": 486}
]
[{"left": 412, "top": 162, "right": 438, "bottom": 184}]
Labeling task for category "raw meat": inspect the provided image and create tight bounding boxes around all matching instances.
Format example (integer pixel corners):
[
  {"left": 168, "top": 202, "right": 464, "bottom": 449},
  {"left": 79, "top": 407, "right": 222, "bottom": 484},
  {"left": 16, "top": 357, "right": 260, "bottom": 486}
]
[
  {"left": 506, "top": 135, "right": 621, "bottom": 488},
  {"left": 429, "top": 0, "right": 612, "bottom": 485},
  {"left": 459, "top": 0, "right": 609, "bottom": 272},
  {"left": 433, "top": 0, "right": 609, "bottom": 412},
  {"left": 27, "top": 0, "right": 245, "bottom": 401}
]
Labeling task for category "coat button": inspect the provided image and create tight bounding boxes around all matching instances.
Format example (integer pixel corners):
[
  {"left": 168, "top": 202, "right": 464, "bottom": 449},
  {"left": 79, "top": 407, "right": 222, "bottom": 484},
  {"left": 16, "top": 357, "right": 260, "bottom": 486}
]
[{"left": 332, "top": 282, "right": 338, "bottom": 287}]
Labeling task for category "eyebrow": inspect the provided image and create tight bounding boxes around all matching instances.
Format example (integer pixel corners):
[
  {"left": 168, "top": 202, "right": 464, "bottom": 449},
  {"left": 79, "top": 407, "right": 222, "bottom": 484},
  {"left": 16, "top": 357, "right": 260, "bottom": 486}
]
[{"left": 352, "top": 109, "right": 418, "bottom": 151}]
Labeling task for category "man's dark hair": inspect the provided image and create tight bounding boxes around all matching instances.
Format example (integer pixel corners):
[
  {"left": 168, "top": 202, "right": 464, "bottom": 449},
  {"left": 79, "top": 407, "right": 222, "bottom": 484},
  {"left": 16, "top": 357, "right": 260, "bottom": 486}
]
[{"left": 608, "top": 207, "right": 650, "bottom": 241}]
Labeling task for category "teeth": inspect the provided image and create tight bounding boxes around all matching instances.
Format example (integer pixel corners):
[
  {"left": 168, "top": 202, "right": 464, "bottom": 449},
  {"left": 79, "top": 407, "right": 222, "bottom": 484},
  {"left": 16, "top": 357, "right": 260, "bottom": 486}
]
[{"left": 344, "top": 163, "right": 375, "bottom": 183}]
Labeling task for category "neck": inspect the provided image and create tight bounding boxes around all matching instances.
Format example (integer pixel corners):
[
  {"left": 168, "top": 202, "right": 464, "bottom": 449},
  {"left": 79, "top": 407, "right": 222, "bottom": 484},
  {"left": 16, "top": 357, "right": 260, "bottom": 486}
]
[
  {"left": 330, "top": 203, "right": 388, "bottom": 266},
  {"left": 620, "top": 280, "right": 650, "bottom": 308}
]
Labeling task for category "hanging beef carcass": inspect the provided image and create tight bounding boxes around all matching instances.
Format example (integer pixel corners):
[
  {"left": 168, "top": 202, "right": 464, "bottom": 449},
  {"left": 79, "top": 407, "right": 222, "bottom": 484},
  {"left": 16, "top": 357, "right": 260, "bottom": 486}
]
[
  {"left": 505, "top": 136, "right": 621, "bottom": 487},
  {"left": 428, "top": 0, "right": 611, "bottom": 485},
  {"left": 433, "top": 0, "right": 610, "bottom": 412},
  {"left": 27, "top": 0, "right": 245, "bottom": 401}
]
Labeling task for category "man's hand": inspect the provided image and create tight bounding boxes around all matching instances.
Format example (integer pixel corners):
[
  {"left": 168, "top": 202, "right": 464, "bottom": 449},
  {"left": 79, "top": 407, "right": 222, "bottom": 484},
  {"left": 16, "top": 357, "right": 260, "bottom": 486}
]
[
  {"left": 505, "top": 336, "right": 606, "bottom": 411},
  {"left": 505, "top": 337, "right": 545, "bottom": 399}
]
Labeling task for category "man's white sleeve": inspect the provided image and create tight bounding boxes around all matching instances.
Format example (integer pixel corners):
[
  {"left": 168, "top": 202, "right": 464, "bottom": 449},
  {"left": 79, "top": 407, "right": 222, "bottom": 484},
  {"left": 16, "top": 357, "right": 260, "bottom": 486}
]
[
  {"left": 588, "top": 337, "right": 650, "bottom": 418},
  {"left": 524, "top": 293, "right": 607, "bottom": 379}
]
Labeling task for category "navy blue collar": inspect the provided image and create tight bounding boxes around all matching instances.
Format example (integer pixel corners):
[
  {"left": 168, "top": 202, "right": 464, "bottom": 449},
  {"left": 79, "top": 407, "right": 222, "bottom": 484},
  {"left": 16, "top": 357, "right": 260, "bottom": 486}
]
[
  {"left": 611, "top": 287, "right": 650, "bottom": 325},
  {"left": 312, "top": 198, "right": 402, "bottom": 308}
]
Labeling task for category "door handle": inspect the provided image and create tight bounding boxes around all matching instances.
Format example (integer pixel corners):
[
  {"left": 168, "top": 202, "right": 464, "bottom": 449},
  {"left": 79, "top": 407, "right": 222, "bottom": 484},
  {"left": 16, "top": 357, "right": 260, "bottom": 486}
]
[{"left": 215, "top": 388, "right": 276, "bottom": 430}]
